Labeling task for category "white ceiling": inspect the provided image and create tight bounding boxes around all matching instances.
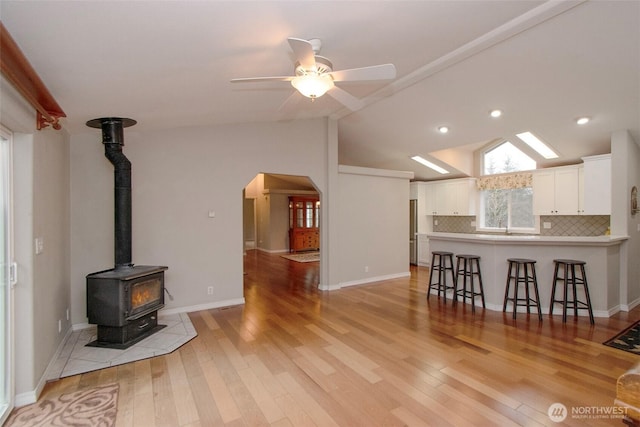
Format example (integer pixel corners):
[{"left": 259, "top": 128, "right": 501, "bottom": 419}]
[{"left": 1, "top": 1, "right": 638, "bottom": 180}]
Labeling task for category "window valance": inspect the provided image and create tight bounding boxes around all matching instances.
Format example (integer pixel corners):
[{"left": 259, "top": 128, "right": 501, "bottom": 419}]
[{"left": 477, "top": 172, "right": 532, "bottom": 190}]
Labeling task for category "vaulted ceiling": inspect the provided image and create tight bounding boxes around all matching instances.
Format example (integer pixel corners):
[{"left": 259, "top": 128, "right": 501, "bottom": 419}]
[{"left": 1, "top": 1, "right": 638, "bottom": 180}]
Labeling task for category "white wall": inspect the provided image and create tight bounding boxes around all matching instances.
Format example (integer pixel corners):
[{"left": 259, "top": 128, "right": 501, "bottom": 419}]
[
  {"left": 336, "top": 165, "right": 412, "bottom": 287},
  {"left": 611, "top": 130, "right": 640, "bottom": 309},
  {"left": 70, "top": 118, "right": 330, "bottom": 322},
  {"left": 268, "top": 193, "right": 291, "bottom": 252},
  {"left": 3, "top": 77, "right": 71, "bottom": 402}
]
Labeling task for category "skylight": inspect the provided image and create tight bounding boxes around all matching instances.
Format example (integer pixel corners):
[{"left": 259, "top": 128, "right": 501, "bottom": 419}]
[
  {"left": 515, "top": 131, "right": 559, "bottom": 159},
  {"left": 411, "top": 156, "right": 449, "bottom": 174}
]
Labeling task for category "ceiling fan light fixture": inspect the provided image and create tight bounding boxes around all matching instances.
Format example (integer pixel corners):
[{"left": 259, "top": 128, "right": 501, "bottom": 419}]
[{"left": 291, "top": 73, "right": 334, "bottom": 99}]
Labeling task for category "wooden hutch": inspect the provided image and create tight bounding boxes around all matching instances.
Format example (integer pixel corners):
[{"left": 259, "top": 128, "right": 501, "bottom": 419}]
[{"left": 289, "top": 196, "right": 320, "bottom": 252}]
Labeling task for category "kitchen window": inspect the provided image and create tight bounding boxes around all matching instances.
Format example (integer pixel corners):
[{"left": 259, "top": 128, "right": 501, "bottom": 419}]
[{"left": 478, "top": 141, "right": 536, "bottom": 232}]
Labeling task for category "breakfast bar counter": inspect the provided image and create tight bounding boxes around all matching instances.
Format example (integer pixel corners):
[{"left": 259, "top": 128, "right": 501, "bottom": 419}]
[{"left": 427, "top": 232, "right": 628, "bottom": 317}]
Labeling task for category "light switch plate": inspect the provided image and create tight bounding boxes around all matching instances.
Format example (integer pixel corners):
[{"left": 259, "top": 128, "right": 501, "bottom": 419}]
[{"left": 35, "top": 237, "right": 44, "bottom": 254}]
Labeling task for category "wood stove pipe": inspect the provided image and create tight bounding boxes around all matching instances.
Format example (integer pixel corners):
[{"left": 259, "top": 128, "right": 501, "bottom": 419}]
[{"left": 86, "top": 117, "right": 137, "bottom": 269}]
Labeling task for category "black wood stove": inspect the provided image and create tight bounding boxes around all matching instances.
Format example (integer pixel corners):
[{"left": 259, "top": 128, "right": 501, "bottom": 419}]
[{"left": 85, "top": 117, "right": 167, "bottom": 349}]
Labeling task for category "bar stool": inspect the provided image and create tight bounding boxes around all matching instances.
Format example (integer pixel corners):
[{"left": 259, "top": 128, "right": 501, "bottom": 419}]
[
  {"left": 550, "top": 259, "right": 595, "bottom": 324},
  {"left": 503, "top": 258, "right": 543, "bottom": 321},
  {"left": 427, "top": 251, "right": 456, "bottom": 302},
  {"left": 453, "top": 254, "right": 485, "bottom": 313}
]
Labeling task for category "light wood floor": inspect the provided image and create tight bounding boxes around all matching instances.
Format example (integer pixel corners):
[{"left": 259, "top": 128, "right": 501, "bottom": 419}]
[{"left": 40, "top": 250, "right": 639, "bottom": 426}]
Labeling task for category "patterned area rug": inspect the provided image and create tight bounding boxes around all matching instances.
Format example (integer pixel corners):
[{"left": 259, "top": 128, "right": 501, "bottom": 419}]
[
  {"left": 604, "top": 320, "right": 640, "bottom": 354},
  {"left": 280, "top": 251, "right": 320, "bottom": 263},
  {"left": 5, "top": 383, "right": 118, "bottom": 427}
]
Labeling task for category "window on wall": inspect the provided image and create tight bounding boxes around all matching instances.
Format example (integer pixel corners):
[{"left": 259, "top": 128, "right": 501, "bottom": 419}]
[{"left": 478, "top": 141, "right": 536, "bottom": 232}]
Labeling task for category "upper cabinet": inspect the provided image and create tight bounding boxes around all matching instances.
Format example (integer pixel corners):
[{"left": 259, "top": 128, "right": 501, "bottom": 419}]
[
  {"left": 532, "top": 165, "right": 581, "bottom": 215},
  {"left": 425, "top": 178, "right": 477, "bottom": 216},
  {"left": 581, "top": 154, "right": 611, "bottom": 215},
  {"left": 532, "top": 155, "right": 611, "bottom": 216}
]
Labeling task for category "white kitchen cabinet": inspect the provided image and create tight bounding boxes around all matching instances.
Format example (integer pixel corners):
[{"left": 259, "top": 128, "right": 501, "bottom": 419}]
[
  {"left": 417, "top": 234, "right": 430, "bottom": 266},
  {"left": 425, "top": 178, "right": 476, "bottom": 216},
  {"left": 582, "top": 154, "right": 611, "bottom": 215},
  {"left": 410, "top": 181, "right": 430, "bottom": 232},
  {"left": 425, "top": 181, "right": 440, "bottom": 215},
  {"left": 443, "top": 179, "right": 477, "bottom": 215},
  {"left": 533, "top": 158, "right": 611, "bottom": 216},
  {"left": 554, "top": 167, "right": 581, "bottom": 214},
  {"left": 532, "top": 165, "right": 581, "bottom": 215}
]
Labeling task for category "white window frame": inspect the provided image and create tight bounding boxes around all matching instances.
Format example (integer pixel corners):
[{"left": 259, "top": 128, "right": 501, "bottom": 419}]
[
  {"left": 477, "top": 188, "right": 540, "bottom": 234},
  {"left": 477, "top": 141, "right": 539, "bottom": 234}
]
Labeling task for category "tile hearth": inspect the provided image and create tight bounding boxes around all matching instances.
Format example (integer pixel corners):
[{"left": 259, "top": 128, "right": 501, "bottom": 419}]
[{"left": 46, "top": 312, "right": 197, "bottom": 380}]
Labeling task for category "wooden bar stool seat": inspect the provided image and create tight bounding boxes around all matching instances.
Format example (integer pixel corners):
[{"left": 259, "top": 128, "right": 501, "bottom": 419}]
[
  {"left": 427, "top": 251, "right": 455, "bottom": 302},
  {"left": 453, "top": 254, "right": 485, "bottom": 313},
  {"left": 503, "top": 258, "right": 542, "bottom": 321},
  {"left": 550, "top": 259, "right": 595, "bottom": 324}
]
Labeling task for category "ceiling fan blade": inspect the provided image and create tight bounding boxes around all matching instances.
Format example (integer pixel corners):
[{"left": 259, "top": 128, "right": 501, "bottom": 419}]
[
  {"left": 231, "top": 76, "right": 294, "bottom": 83},
  {"left": 277, "top": 91, "right": 302, "bottom": 113},
  {"left": 288, "top": 37, "right": 316, "bottom": 70},
  {"left": 326, "top": 86, "right": 364, "bottom": 111},
  {"left": 329, "top": 64, "right": 396, "bottom": 82}
]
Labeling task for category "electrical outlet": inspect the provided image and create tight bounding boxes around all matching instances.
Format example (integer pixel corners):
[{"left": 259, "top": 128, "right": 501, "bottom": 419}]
[
  {"left": 364, "top": 266, "right": 369, "bottom": 273},
  {"left": 207, "top": 286, "right": 213, "bottom": 295},
  {"left": 543, "top": 222, "right": 552, "bottom": 229},
  {"left": 66, "top": 309, "right": 70, "bottom": 321},
  {"left": 58, "top": 319, "right": 62, "bottom": 333}
]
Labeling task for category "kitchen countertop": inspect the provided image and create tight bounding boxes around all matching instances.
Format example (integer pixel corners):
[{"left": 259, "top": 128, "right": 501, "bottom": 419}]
[{"left": 426, "top": 232, "right": 627, "bottom": 246}]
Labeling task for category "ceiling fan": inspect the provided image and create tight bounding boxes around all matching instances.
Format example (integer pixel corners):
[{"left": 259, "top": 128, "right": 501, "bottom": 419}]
[{"left": 230, "top": 37, "right": 396, "bottom": 111}]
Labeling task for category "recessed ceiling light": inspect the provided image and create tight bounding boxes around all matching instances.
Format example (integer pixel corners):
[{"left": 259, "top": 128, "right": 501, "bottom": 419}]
[
  {"left": 576, "top": 117, "right": 590, "bottom": 125},
  {"left": 411, "top": 155, "right": 450, "bottom": 174},
  {"left": 516, "top": 131, "right": 559, "bottom": 159},
  {"left": 438, "top": 126, "right": 449, "bottom": 134},
  {"left": 490, "top": 109, "right": 502, "bottom": 118}
]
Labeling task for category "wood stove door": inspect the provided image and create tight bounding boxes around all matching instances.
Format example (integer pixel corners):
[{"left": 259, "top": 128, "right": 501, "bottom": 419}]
[{"left": 127, "top": 273, "right": 164, "bottom": 319}]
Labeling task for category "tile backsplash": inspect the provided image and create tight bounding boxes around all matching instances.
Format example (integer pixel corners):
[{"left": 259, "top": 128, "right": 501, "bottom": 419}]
[
  {"left": 538, "top": 215, "right": 610, "bottom": 236},
  {"left": 433, "top": 216, "right": 476, "bottom": 234},
  {"left": 432, "top": 215, "right": 610, "bottom": 236}
]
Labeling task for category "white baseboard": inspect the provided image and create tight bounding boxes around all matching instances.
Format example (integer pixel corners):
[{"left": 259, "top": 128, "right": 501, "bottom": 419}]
[
  {"left": 256, "top": 247, "right": 289, "bottom": 254},
  {"left": 328, "top": 271, "right": 411, "bottom": 290},
  {"left": 16, "top": 326, "right": 75, "bottom": 407},
  {"left": 620, "top": 296, "right": 640, "bottom": 312}
]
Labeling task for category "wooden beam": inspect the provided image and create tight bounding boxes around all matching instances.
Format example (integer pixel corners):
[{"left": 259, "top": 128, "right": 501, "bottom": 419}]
[{"left": 0, "top": 21, "right": 66, "bottom": 130}]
